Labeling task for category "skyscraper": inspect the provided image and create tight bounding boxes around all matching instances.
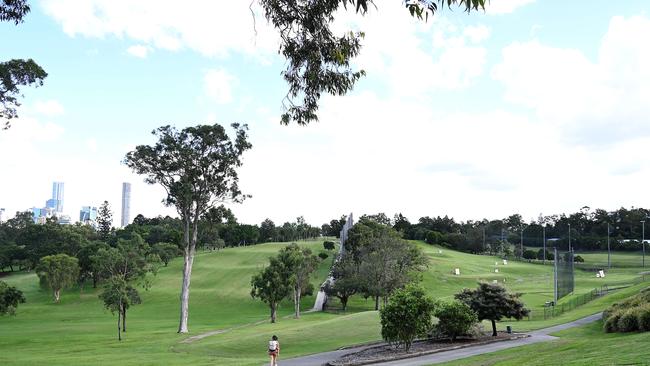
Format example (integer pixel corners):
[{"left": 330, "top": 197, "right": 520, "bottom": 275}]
[
  {"left": 0, "top": 208, "right": 5, "bottom": 223},
  {"left": 121, "top": 182, "right": 131, "bottom": 227},
  {"left": 48, "top": 182, "right": 64, "bottom": 213},
  {"left": 80, "top": 206, "right": 98, "bottom": 224}
]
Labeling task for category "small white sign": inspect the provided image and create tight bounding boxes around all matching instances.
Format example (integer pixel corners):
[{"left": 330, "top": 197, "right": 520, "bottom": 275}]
[
  {"left": 454, "top": 268, "right": 460, "bottom": 275},
  {"left": 503, "top": 259, "right": 508, "bottom": 265}
]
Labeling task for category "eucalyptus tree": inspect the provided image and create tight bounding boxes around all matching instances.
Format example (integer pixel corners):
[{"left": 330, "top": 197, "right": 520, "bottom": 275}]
[
  {"left": 36, "top": 254, "right": 80, "bottom": 303},
  {"left": 260, "top": 0, "right": 486, "bottom": 125},
  {"left": 1, "top": 0, "right": 47, "bottom": 129},
  {"left": 124, "top": 123, "right": 251, "bottom": 333}
]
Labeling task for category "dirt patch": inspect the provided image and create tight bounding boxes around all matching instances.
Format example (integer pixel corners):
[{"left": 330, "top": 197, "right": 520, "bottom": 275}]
[{"left": 328, "top": 332, "right": 529, "bottom": 366}]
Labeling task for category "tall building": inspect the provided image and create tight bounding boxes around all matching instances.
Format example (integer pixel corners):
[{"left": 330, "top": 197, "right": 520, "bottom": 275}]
[
  {"left": 0, "top": 208, "right": 5, "bottom": 223},
  {"left": 80, "top": 206, "right": 98, "bottom": 224},
  {"left": 48, "top": 182, "right": 64, "bottom": 213},
  {"left": 121, "top": 182, "right": 131, "bottom": 227}
]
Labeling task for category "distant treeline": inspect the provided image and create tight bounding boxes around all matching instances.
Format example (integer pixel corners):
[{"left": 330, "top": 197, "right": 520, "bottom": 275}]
[
  {"left": 0, "top": 205, "right": 321, "bottom": 273},
  {"left": 322, "top": 207, "right": 650, "bottom": 254}
]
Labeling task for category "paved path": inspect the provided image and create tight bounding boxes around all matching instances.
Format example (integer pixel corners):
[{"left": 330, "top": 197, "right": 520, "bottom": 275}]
[{"left": 278, "top": 313, "right": 602, "bottom": 366}]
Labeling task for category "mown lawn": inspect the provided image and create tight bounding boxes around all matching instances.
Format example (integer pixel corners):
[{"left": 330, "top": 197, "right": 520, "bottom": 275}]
[
  {"left": 1, "top": 240, "right": 647, "bottom": 365},
  {"left": 437, "top": 317, "right": 650, "bottom": 366}
]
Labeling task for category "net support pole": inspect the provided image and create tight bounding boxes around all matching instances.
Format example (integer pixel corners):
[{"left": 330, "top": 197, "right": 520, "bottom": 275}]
[{"left": 554, "top": 247, "right": 558, "bottom": 304}]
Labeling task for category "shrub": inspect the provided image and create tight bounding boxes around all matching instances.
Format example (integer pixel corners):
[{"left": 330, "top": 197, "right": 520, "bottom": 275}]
[
  {"left": 618, "top": 309, "right": 640, "bottom": 332},
  {"left": 380, "top": 285, "right": 437, "bottom": 351},
  {"left": 434, "top": 301, "right": 478, "bottom": 341},
  {"left": 604, "top": 311, "right": 622, "bottom": 333},
  {"left": 318, "top": 252, "right": 329, "bottom": 260},
  {"left": 323, "top": 241, "right": 336, "bottom": 250},
  {"left": 574, "top": 255, "right": 584, "bottom": 263},
  {"left": 522, "top": 250, "right": 537, "bottom": 260},
  {"left": 637, "top": 305, "right": 650, "bottom": 331}
]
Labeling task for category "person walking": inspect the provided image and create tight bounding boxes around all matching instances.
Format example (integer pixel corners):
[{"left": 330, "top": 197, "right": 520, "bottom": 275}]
[{"left": 268, "top": 335, "right": 280, "bottom": 366}]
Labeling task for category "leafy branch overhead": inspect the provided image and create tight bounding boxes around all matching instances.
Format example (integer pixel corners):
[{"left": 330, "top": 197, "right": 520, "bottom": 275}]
[
  {"left": 260, "top": 0, "right": 486, "bottom": 126},
  {"left": 0, "top": 0, "right": 47, "bottom": 129}
]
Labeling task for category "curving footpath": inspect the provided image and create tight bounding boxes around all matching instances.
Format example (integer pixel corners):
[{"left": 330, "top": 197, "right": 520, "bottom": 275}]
[{"left": 278, "top": 313, "right": 602, "bottom": 366}]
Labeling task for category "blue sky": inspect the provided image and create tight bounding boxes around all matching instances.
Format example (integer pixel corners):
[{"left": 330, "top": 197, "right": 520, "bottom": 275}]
[{"left": 1, "top": 0, "right": 650, "bottom": 227}]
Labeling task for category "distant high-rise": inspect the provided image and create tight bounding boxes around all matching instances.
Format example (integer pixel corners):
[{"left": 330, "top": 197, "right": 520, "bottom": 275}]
[
  {"left": 49, "top": 182, "right": 64, "bottom": 212},
  {"left": 121, "top": 182, "right": 131, "bottom": 227},
  {"left": 0, "top": 208, "right": 5, "bottom": 223},
  {"left": 80, "top": 206, "right": 98, "bottom": 224}
]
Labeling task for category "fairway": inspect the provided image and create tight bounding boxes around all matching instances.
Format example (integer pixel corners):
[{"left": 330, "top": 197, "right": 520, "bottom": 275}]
[{"left": 1, "top": 240, "right": 647, "bottom": 365}]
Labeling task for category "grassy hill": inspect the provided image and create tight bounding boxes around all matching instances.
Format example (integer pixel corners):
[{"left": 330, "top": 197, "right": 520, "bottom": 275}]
[{"left": 1, "top": 240, "right": 647, "bottom": 365}]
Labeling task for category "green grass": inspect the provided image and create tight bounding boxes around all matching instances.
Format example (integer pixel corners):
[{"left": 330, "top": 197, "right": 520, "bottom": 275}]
[
  {"left": 438, "top": 309, "right": 650, "bottom": 365},
  {"left": 0, "top": 240, "right": 647, "bottom": 365}
]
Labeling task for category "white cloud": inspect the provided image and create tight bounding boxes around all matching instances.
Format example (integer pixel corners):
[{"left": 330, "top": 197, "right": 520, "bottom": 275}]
[
  {"left": 85, "top": 138, "right": 98, "bottom": 152},
  {"left": 333, "top": 2, "right": 489, "bottom": 97},
  {"left": 41, "top": 0, "right": 279, "bottom": 60},
  {"left": 204, "top": 69, "right": 237, "bottom": 104},
  {"left": 34, "top": 100, "right": 65, "bottom": 116},
  {"left": 486, "top": 0, "right": 536, "bottom": 15},
  {"left": 127, "top": 44, "right": 152, "bottom": 58},
  {"left": 464, "top": 25, "right": 491, "bottom": 43},
  {"left": 492, "top": 15, "right": 650, "bottom": 146}
]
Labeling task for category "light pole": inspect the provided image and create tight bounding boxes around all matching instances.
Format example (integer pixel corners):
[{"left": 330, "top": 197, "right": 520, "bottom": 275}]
[
  {"left": 642, "top": 220, "right": 646, "bottom": 268},
  {"left": 568, "top": 223, "right": 572, "bottom": 252},
  {"left": 543, "top": 225, "right": 547, "bottom": 265},
  {"left": 607, "top": 222, "right": 611, "bottom": 269},
  {"left": 483, "top": 226, "right": 486, "bottom": 251},
  {"left": 520, "top": 227, "right": 524, "bottom": 259}
]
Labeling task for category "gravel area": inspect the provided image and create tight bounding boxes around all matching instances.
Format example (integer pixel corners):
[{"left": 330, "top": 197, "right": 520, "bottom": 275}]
[{"left": 329, "top": 332, "right": 525, "bottom": 366}]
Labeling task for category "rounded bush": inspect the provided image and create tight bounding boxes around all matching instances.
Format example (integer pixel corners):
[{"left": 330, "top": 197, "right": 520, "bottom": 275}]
[
  {"left": 434, "top": 301, "right": 478, "bottom": 341},
  {"left": 318, "top": 252, "right": 329, "bottom": 260},
  {"left": 604, "top": 311, "right": 622, "bottom": 333},
  {"left": 636, "top": 305, "right": 650, "bottom": 331},
  {"left": 618, "top": 309, "right": 640, "bottom": 332}
]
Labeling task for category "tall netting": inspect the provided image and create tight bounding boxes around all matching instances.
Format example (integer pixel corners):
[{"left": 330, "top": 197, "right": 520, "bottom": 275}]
[
  {"left": 314, "top": 213, "right": 354, "bottom": 311},
  {"left": 339, "top": 212, "right": 354, "bottom": 256},
  {"left": 554, "top": 248, "right": 575, "bottom": 302}
]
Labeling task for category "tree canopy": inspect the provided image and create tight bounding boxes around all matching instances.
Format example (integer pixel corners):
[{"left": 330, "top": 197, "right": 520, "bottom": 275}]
[
  {"left": 124, "top": 123, "right": 251, "bottom": 334},
  {"left": 455, "top": 282, "right": 529, "bottom": 336},
  {"left": 36, "top": 254, "right": 80, "bottom": 303},
  {"left": 260, "top": 0, "right": 486, "bottom": 125},
  {"left": 1, "top": 0, "right": 47, "bottom": 129}
]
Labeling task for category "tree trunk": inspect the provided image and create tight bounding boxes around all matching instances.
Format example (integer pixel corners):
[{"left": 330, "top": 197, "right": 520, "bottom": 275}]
[
  {"left": 54, "top": 288, "right": 61, "bottom": 303},
  {"left": 117, "top": 308, "right": 122, "bottom": 341},
  {"left": 294, "top": 286, "right": 301, "bottom": 319},
  {"left": 271, "top": 303, "right": 277, "bottom": 323},
  {"left": 374, "top": 296, "right": 379, "bottom": 311},
  {"left": 92, "top": 274, "right": 97, "bottom": 289},
  {"left": 491, "top": 319, "right": 497, "bottom": 336},
  {"left": 122, "top": 307, "right": 127, "bottom": 332},
  {"left": 178, "top": 215, "right": 197, "bottom": 334},
  {"left": 341, "top": 296, "right": 348, "bottom": 311}
]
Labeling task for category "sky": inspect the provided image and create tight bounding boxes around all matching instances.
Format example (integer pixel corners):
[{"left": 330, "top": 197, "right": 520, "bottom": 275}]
[{"left": 1, "top": 0, "right": 650, "bottom": 227}]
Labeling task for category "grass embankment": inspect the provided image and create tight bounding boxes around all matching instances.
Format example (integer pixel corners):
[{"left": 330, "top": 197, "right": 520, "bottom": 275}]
[
  {"left": 0, "top": 240, "right": 334, "bottom": 365},
  {"left": 1, "top": 241, "right": 646, "bottom": 365},
  {"left": 437, "top": 284, "right": 650, "bottom": 366}
]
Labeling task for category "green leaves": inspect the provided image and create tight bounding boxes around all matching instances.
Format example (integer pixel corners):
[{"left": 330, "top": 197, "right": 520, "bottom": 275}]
[
  {"left": 0, "top": 280, "right": 25, "bottom": 316},
  {"left": 0, "top": 59, "right": 48, "bottom": 129},
  {"left": 0, "top": 0, "right": 31, "bottom": 24},
  {"left": 263, "top": 0, "right": 486, "bottom": 125},
  {"left": 380, "top": 284, "right": 436, "bottom": 351}
]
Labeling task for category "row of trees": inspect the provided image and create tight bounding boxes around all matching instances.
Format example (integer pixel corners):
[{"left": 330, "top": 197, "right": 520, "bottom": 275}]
[{"left": 321, "top": 207, "right": 650, "bottom": 256}]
